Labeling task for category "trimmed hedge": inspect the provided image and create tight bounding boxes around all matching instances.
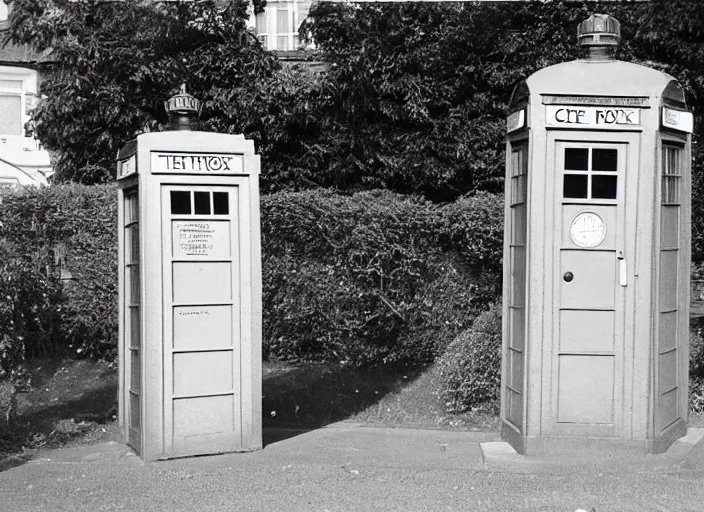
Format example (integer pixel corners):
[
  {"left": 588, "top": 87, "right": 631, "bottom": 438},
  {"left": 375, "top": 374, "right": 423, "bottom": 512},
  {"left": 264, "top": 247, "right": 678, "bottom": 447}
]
[
  {"left": 436, "top": 304, "right": 502, "bottom": 415},
  {"left": 0, "top": 184, "right": 118, "bottom": 361},
  {"left": 0, "top": 185, "right": 504, "bottom": 368},
  {"left": 261, "top": 189, "right": 503, "bottom": 364}
]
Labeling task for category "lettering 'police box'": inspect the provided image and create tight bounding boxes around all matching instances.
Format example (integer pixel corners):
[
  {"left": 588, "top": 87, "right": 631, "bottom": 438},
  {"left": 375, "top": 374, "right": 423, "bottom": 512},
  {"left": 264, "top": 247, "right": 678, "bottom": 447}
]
[
  {"left": 116, "top": 88, "right": 262, "bottom": 461},
  {"left": 502, "top": 15, "right": 694, "bottom": 455}
]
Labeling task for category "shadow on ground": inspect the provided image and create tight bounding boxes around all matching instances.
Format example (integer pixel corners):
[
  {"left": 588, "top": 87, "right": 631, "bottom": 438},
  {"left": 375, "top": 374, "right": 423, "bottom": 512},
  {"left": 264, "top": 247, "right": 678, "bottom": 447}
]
[
  {"left": 1, "top": 358, "right": 424, "bottom": 467},
  {"left": 261, "top": 362, "right": 423, "bottom": 432}
]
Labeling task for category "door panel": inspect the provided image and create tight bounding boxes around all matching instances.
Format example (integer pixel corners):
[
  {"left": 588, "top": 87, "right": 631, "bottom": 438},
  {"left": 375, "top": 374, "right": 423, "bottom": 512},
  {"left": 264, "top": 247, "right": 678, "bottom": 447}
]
[
  {"left": 552, "top": 141, "right": 626, "bottom": 436},
  {"left": 560, "top": 250, "right": 616, "bottom": 310},
  {"left": 557, "top": 355, "right": 614, "bottom": 423},
  {"left": 559, "top": 310, "right": 614, "bottom": 352}
]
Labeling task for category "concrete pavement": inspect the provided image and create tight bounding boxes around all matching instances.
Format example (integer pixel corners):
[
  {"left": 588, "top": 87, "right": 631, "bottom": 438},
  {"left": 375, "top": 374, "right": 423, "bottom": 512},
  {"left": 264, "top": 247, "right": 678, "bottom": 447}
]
[{"left": 1, "top": 423, "right": 704, "bottom": 512}]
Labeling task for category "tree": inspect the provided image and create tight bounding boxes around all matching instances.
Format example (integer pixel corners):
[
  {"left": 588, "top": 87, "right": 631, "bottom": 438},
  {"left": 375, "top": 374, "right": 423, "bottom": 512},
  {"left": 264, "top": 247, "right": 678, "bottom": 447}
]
[
  {"left": 6, "top": 0, "right": 282, "bottom": 184},
  {"left": 293, "top": 1, "right": 652, "bottom": 201}
]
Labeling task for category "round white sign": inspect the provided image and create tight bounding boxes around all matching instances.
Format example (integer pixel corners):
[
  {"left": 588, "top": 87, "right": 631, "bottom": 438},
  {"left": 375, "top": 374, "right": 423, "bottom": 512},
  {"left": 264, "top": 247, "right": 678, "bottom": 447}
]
[{"left": 570, "top": 212, "right": 606, "bottom": 248}]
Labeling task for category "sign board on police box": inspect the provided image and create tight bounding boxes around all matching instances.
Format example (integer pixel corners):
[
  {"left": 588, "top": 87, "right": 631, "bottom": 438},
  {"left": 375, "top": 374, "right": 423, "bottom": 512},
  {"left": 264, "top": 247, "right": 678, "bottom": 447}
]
[
  {"left": 151, "top": 152, "right": 244, "bottom": 174},
  {"left": 546, "top": 105, "right": 640, "bottom": 128}
]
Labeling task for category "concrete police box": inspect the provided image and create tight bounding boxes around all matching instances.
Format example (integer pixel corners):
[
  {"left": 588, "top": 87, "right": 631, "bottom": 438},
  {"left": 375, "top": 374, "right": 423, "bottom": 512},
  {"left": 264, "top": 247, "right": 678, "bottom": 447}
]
[
  {"left": 502, "top": 15, "right": 694, "bottom": 455},
  {"left": 117, "top": 87, "right": 262, "bottom": 461}
]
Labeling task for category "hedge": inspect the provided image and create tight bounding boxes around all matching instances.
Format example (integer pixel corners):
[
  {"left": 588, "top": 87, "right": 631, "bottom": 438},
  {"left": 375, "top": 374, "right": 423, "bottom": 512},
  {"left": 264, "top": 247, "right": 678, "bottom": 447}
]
[
  {"left": 436, "top": 304, "right": 502, "bottom": 415},
  {"left": 260, "top": 189, "right": 503, "bottom": 364},
  {"left": 0, "top": 185, "right": 504, "bottom": 368}
]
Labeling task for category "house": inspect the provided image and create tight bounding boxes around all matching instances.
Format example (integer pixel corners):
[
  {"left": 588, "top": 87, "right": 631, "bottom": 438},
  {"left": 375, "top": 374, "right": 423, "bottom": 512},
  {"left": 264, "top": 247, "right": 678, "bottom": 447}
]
[
  {"left": 0, "top": 0, "right": 319, "bottom": 189},
  {"left": 0, "top": 0, "right": 53, "bottom": 188}
]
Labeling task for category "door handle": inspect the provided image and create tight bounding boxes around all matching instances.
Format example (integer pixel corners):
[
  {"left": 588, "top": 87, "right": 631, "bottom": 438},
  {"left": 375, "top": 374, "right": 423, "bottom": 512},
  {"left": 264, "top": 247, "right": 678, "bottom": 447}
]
[
  {"left": 618, "top": 250, "right": 627, "bottom": 287},
  {"left": 563, "top": 271, "right": 574, "bottom": 282}
]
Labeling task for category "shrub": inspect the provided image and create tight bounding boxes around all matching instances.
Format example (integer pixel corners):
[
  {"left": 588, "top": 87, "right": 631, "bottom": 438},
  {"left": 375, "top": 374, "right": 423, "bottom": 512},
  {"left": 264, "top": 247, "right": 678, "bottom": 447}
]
[
  {"left": 0, "top": 184, "right": 118, "bottom": 360},
  {"left": 437, "top": 191, "right": 504, "bottom": 277},
  {"left": 262, "top": 189, "right": 442, "bottom": 365},
  {"left": 690, "top": 319, "right": 704, "bottom": 378},
  {"left": 691, "top": 376, "right": 704, "bottom": 415},
  {"left": 0, "top": 184, "right": 505, "bottom": 368},
  {"left": 437, "top": 304, "right": 502, "bottom": 414},
  {"left": 261, "top": 189, "right": 504, "bottom": 365}
]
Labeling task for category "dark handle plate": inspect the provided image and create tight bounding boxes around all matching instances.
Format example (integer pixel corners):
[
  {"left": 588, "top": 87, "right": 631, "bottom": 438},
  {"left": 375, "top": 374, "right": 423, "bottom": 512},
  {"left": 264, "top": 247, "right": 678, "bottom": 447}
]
[{"left": 563, "top": 271, "right": 574, "bottom": 282}]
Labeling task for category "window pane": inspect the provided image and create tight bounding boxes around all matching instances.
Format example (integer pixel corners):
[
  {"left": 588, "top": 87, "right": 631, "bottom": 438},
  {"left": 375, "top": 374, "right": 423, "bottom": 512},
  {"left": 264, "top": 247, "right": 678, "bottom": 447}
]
[
  {"left": 213, "top": 192, "right": 229, "bottom": 215},
  {"left": 0, "top": 95, "right": 22, "bottom": 135},
  {"left": 130, "top": 350, "right": 140, "bottom": 391},
  {"left": 662, "top": 176, "right": 680, "bottom": 204},
  {"left": 563, "top": 174, "right": 588, "bottom": 198},
  {"left": 277, "top": 36, "right": 289, "bottom": 51},
  {"left": 664, "top": 147, "right": 680, "bottom": 176},
  {"left": 592, "top": 149, "right": 617, "bottom": 172},
  {"left": 130, "top": 266, "right": 140, "bottom": 304},
  {"left": 130, "top": 307, "right": 140, "bottom": 349},
  {"left": 592, "top": 175, "right": 618, "bottom": 199},
  {"left": 255, "top": 12, "right": 267, "bottom": 32},
  {"left": 277, "top": 9, "right": 290, "bottom": 32},
  {"left": 128, "top": 194, "right": 139, "bottom": 223},
  {"left": 194, "top": 191, "right": 211, "bottom": 215},
  {"left": 511, "top": 147, "right": 525, "bottom": 177},
  {"left": 170, "top": 191, "right": 191, "bottom": 215},
  {"left": 565, "top": 148, "right": 588, "bottom": 171},
  {"left": 130, "top": 392, "right": 140, "bottom": 428},
  {"left": 130, "top": 225, "right": 139, "bottom": 263}
]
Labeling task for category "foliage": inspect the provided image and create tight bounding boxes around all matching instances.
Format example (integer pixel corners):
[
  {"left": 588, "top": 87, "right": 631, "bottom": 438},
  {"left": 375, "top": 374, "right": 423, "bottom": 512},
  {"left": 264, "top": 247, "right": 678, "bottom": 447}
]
[
  {"left": 691, "top": 320, "right": 704, "bottom": 379},
  {"left": 290, "top": 1, "right": 647, "bottom": 200},
  {"left": 0, "top": 238, "right": 63, "bottom": 424},
  {"left": 436, "top": 304, "right": 502, "bottom": 415},
  {"left": 0, "top": 185, "right": 118, "bottom": 360},
  {"left": 437, "top": 192, "right": 504, "bottom": 277},
  {"left": 261, "top": 189, "right": 503, "bottom": 365},
  {"left": 689, "top": 321, "right": 704, "bottom": 413},
  {"left": 6, "top": 0, "right": 281, "bottom": 184},
  {"left": 0, "top": 185, "right": 504, "bottom": 368}
]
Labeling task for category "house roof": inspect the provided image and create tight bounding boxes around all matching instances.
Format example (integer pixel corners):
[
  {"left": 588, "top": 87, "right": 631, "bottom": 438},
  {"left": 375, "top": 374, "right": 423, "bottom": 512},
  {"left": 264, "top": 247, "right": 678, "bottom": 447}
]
[{"left": 0, "top": 21, "right": 56, "bottom": 66}]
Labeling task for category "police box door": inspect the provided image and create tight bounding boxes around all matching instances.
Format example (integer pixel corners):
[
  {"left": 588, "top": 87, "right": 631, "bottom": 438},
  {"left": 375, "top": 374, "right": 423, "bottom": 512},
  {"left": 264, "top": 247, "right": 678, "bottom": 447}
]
[
  {"left": 546, "top": 134, "right": 636, "bottom": 438},
  {"left": 160, "top": 183, "right": 243, "bottom": 456}
]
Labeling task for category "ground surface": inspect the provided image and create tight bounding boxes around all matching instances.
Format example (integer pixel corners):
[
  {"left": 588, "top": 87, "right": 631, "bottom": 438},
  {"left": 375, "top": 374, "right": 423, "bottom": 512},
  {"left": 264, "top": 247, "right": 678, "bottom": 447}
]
[
  {"left": 2, "top": 356, "right": 701, "bottom": 471},
  {"left": 1, "top": 357, "right": 499, "bottom": 468},
  {"left": 2, "top": 425, "right": 704, "bottom": 512}
]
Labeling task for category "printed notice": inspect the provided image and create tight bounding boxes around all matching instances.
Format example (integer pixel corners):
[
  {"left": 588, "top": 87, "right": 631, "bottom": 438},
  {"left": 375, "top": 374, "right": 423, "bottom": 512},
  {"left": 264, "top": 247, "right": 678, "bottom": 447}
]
[
  {"left": 173, "top": 221, "right": 230, "bottom": 258},
  {"left": 570, "top": 212, "right": 606, "bottom": 248}
]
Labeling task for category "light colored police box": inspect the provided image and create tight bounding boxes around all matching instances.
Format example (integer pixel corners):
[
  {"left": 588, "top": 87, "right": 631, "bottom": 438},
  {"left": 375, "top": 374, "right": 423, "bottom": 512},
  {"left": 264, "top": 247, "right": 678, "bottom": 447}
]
[
  {"left": 503, "top": 14, "right": 694, "bottom": 456},
  {"left": 116, "top": 130, "right": 262, "bottom": 461}
]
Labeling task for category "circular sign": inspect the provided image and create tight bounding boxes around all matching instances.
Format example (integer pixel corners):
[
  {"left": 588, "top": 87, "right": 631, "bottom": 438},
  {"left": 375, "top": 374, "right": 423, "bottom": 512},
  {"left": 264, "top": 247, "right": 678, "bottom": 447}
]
[{"left": 570, "top": 212, "right": 606, "bottom": 248}]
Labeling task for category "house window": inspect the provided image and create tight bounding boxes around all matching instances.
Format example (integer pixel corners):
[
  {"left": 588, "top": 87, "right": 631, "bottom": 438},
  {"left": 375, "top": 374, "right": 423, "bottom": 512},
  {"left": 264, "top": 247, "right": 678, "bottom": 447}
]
[
  {"left": 0, "top": 95, "right": 22, "bottom": 136},
  {"left": 0, "top": 1, "right": 8, "bottom": 22},
  {"left": 255, "top": 1, "right": 301, "bottom": 51}
]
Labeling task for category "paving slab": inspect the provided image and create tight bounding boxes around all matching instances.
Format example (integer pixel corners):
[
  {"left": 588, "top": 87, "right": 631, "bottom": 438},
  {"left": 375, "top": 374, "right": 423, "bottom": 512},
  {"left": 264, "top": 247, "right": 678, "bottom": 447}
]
[{"left": 480, "top": 428, "right": 704, "bottom": 474}]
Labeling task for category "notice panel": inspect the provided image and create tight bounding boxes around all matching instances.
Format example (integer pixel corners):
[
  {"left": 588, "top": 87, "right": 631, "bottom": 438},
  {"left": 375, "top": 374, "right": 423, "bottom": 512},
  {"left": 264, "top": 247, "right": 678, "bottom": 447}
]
[
  {"left": 173, "top": 221, "right": 230, "bottom": 258},
  {"left": 546, "top": 105, "right": 640, "bottom": 128}
]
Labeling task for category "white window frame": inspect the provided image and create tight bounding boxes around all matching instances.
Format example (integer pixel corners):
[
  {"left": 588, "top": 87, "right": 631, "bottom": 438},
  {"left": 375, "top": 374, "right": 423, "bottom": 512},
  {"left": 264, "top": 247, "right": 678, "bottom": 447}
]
[
  {"left": 0, "top": 66, "right": 38, "bottom": 145},
  {"left": 256, "top": 0, "right": 300, "bottom": 52}
]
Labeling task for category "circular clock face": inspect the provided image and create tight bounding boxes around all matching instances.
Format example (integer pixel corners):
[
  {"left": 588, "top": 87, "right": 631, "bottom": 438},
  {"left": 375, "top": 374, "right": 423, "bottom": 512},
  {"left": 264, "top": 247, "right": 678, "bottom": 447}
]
[{"left": 570, "top": 212, "right": 606, "bottom": 248}]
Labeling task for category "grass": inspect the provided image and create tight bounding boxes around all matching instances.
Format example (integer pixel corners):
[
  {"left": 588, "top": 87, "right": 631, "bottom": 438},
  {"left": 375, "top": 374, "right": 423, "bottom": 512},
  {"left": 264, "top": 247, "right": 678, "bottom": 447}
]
[{"left": 261, "top": 360, "right": 499, "bottom": 431}]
